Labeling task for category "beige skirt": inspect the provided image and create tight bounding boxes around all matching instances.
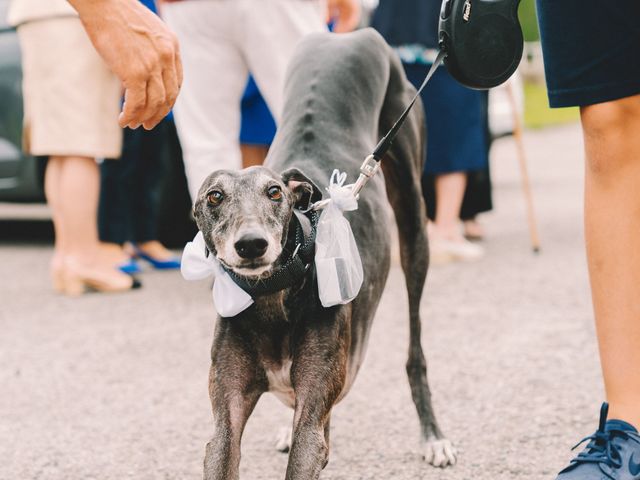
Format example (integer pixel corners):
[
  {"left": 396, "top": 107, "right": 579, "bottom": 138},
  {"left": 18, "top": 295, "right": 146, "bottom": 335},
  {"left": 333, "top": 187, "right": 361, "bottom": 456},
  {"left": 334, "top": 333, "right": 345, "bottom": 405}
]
[{"left": 18, "top": 16, "right": 123, "bottom": 159}]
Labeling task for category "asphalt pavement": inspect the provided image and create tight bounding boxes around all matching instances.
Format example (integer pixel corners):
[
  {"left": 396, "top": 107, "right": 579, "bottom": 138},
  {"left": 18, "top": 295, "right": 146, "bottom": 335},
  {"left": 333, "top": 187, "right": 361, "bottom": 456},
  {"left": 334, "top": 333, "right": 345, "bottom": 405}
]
[{"left": 0, "top": 123, "right": 605, "bottom": 480}]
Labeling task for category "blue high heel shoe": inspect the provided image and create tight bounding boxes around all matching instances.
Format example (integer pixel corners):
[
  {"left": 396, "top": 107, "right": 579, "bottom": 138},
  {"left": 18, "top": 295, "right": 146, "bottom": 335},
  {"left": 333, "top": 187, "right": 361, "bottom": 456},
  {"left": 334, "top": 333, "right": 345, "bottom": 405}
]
[
  {"left": 118, "top": 258, "right": 142, "bottom": 274},
  {"left": 133, "top": 245, "right": 181, "bottom": 270}
]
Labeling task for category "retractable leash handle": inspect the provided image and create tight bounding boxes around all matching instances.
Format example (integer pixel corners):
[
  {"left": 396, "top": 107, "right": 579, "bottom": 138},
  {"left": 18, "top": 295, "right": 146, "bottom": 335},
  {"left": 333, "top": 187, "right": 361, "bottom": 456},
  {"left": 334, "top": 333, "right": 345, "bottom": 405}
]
[
  {"left": 311, "top": 0, "right": 524, "bottom": 210},
  {"left": 439, "top": 0, "right": 524, "bottom": 90}
]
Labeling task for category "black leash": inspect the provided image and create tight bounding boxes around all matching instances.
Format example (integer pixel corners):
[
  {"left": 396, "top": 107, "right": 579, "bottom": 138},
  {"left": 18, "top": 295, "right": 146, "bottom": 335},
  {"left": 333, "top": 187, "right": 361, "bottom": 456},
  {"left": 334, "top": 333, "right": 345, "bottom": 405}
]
[
  {"left": 372, "top": 50, "right": 446, "bottom": 161},
  {"left": 344, "top": 50, "right": 447, "bottom": 203}
]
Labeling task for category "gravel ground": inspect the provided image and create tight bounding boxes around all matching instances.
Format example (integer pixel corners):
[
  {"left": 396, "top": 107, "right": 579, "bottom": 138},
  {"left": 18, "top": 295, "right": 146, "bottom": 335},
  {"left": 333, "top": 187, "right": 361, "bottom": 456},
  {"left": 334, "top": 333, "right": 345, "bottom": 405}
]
[{"left": 0, "top": 123, "right": 604, "bottom": 480}]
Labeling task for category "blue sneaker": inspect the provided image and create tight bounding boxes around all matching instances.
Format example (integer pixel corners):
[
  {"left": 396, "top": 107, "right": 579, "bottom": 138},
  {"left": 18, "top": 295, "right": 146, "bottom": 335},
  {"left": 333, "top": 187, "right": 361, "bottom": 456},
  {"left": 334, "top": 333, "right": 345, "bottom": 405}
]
[{"left": 557, "top": 403, "right": 640, "bottom": 480}]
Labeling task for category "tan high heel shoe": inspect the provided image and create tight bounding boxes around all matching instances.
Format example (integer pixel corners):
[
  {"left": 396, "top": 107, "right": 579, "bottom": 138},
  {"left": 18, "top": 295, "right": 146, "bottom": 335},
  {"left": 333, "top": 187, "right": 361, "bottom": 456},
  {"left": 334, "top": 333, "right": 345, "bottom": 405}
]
[
  {"left": 51, "top": 266, "right": 66, "bottom": 293},
  {"left": 50, "top": 256, "right": 66, "bottom": 293},
  {"left": 60, "top": 264, "right": 141, "bottom": 296}
]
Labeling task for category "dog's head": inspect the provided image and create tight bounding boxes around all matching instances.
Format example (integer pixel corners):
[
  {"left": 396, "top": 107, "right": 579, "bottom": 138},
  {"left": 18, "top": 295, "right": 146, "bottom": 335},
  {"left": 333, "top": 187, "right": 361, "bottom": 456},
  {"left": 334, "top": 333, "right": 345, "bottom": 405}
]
[{"left": 193, "top": 166, "right": 321, "bottom": 278}]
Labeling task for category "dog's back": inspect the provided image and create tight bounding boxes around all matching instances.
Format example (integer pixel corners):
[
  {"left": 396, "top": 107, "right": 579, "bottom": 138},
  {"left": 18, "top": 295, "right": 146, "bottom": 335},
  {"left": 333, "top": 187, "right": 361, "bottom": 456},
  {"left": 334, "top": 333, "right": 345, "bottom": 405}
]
[{"left": 268, "top": 28, "right": 423, "bottom": 176}]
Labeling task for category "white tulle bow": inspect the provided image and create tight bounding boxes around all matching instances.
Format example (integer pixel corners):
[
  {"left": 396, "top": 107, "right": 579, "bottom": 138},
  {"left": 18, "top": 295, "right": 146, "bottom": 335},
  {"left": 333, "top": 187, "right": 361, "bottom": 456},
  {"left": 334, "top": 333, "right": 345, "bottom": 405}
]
[
  {"left": 325, "top": 169, "right": 358, "bottom": 212},
  {"left": 314, "top": 169, "right": 363, "bottom": 307},
  {"left": 181, "top": 231, "right": 254, "bottom": 317}
]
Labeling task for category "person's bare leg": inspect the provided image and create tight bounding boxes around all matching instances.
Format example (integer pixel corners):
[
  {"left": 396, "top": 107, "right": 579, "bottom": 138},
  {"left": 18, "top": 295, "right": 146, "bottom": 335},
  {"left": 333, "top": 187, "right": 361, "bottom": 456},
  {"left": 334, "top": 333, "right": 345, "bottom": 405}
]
[
  {"left": 582, "top": 95, "right": 640, "bottom": 427},
  {"left": 432, "top": 172, "right": 467, "bottom": 238},
  {"left": 429, "top": 172, "right": 483, "bottom": 263},
  {"left": 56, "top": 156, "right": 101, "bottom": 264},
  {"left": 52, "top": 155, "right": 133, "bottom": 293},
  {"left": 240, "top": 144, "right": 269, "bottom": 168},
  {"left": 44, "top": 157, "right": 66, "bottom": 288}
]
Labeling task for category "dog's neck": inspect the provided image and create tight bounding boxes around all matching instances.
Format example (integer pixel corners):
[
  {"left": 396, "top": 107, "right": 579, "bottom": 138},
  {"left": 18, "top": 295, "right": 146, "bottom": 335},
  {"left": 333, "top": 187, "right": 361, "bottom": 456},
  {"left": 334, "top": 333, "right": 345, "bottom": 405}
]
[
  {"left": 254, "top": 214, "right": 313, "bottom": 322},
  {"left": 221, "top": 209, "right": 317, "bottom": 309}
]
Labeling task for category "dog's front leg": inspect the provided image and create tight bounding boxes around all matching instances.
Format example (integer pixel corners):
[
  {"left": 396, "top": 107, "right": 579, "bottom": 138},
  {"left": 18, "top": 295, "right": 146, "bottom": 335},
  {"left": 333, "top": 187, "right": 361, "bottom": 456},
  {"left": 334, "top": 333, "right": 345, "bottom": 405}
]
[
  {"left": 284, "top": 392, "right": 334, "bottom": 480},
  {"left": 284, "top": 333, "right": 347, "bottom": 479},
  {"left": 203, "top": 337, "right": 263, "bottom": 480}
]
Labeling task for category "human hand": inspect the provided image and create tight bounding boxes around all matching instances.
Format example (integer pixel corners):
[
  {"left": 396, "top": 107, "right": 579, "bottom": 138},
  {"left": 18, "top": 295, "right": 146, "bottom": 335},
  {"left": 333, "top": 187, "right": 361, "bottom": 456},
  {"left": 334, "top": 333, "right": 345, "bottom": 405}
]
[
  {"left": 326, "top": 0, "right": 361, "bottom": 33},
  {"left": 69, "top": 0, "right": 182, "bottom": 130}
]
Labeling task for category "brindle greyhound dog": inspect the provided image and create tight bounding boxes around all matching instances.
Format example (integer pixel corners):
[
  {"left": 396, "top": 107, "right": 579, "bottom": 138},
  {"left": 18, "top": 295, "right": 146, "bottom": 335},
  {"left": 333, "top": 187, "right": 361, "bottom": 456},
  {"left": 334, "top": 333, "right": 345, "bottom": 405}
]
[{"left": 192, "top": 28, "right": 456, "bottom": 480}]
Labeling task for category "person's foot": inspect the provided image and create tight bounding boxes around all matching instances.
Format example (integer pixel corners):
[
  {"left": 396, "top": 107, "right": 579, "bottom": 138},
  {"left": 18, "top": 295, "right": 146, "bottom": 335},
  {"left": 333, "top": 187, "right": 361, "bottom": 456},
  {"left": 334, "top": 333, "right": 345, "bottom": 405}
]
[
  {"left": 463, "top": 219, "right": 485, "bottom": 242},
  {"left": 132, "top": 241, "right": 181, "bottom": 270},
  {"left": 428, "top": 227, "right": 484, "bottom": 265},
  {"left": 556, "top": 403, "right": 640, "bottom": 480},
  {"left": 100, "top": 242, "right": 141, "bottom": 274}
]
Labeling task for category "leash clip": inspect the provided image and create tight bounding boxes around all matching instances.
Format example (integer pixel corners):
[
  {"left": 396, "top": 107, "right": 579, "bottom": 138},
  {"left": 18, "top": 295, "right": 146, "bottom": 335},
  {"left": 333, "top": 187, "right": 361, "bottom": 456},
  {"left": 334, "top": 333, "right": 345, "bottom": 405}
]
[
  {"left": 308, "top": 156, "right": 381, "bottom": 212},
  {"left": 352, "top": 155, "right": 381, "bottom": 198}
]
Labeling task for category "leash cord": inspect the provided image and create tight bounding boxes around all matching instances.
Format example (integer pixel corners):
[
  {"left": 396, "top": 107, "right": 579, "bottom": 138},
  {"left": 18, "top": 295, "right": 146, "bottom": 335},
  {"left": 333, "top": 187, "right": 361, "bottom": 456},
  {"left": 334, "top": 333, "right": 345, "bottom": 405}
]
[
  {"left": 310, "top": 50, "right": 446, "bottom": 212},
  {"left": 372, "top": 50, "right": 446, "bottom": 161}
]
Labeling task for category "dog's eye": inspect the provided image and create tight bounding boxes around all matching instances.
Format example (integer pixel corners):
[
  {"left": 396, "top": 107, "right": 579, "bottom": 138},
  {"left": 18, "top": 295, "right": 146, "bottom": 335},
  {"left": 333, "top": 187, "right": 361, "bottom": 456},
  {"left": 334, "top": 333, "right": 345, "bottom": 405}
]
[
  {"left": 267, "top": 186, "right": 283, "bottom": 202},
  {"left": 207, "top": 191, "right": 224, "bottom": 205}
]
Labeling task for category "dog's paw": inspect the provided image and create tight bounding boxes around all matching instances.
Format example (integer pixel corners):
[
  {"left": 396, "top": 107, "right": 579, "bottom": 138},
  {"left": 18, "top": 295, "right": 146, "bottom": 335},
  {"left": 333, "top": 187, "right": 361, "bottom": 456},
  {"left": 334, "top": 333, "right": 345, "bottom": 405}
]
[
  {"left": 274, "top": 426, "right": 292, "bottom": 453},
  {"left": 422, "top": 438, "right": 457, "bottom": 468}
]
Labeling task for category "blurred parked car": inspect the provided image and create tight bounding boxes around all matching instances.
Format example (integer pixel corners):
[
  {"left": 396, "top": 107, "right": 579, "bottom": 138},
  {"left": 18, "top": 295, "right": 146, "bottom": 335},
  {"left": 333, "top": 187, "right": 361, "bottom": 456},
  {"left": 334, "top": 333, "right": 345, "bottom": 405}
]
[
  {"left": 0, "top": 0, "right": 195, "bottom": 246},
  {"left": 0, "top": 0, "right": 44, "bottom": 201}
]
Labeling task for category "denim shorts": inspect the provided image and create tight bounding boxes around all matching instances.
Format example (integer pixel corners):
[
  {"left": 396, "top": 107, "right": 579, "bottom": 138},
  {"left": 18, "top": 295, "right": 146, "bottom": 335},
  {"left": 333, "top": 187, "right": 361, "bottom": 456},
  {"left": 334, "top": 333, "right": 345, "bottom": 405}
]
[{"left": 536, "top": 0, "right": 640, "bottom": 108}]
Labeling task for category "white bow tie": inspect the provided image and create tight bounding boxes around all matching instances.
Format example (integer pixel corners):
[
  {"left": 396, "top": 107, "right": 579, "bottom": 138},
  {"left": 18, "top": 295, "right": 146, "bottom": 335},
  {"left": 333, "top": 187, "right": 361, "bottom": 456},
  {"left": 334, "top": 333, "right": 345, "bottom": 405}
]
[{"left": 181, "top": 231, "right": 254, "bottom": 317}]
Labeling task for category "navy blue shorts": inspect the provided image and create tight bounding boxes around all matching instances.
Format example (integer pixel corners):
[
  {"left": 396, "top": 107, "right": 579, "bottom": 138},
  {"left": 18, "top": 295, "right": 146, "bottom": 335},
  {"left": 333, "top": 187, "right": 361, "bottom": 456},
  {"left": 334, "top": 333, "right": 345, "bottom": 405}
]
[{"left": 536, "top": 0, "right": 640, "bottom": 108}]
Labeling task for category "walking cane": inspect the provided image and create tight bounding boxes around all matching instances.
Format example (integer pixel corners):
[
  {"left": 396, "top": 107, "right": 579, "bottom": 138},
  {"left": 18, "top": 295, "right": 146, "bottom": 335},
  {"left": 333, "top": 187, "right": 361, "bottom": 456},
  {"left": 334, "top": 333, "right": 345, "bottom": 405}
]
[{"left": 505, "top": 81, "right": 541, "bottom": 253}]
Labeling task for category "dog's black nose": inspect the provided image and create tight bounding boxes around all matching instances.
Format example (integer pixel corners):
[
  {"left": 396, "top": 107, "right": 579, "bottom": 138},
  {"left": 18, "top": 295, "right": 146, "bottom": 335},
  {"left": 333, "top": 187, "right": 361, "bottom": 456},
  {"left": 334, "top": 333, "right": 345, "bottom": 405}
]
[{"left": 234, "top": 235, "right": 269, "bottom": 259}]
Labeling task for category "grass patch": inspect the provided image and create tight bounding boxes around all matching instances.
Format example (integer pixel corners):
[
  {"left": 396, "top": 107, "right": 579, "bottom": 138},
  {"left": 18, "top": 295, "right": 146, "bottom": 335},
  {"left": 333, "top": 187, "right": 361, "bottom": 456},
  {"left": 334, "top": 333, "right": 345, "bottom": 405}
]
[{"left": 524, "top": 82, "right": 580, "bottom": 129}]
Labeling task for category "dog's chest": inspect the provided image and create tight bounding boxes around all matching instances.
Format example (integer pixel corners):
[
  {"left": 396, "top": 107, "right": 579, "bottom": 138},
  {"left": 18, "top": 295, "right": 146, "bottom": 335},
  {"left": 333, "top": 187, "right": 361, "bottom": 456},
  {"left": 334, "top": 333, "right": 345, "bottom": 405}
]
[{"left": 265, "top": 359, "right": 295, "bottom": 408}]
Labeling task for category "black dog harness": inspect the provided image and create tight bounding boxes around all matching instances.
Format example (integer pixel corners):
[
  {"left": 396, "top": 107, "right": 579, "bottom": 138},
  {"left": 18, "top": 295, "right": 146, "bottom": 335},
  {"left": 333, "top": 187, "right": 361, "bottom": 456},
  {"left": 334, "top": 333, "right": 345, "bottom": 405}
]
[{"left": 221, "top": 210, "right": 319, "bottom": 297}]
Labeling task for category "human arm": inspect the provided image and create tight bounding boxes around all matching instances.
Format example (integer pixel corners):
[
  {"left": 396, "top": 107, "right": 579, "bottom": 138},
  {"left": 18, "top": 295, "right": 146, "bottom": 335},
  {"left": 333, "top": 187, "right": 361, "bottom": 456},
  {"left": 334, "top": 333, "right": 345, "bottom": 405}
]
[{"left": 68, "top": 0, "right": 182, "bottom": 129}]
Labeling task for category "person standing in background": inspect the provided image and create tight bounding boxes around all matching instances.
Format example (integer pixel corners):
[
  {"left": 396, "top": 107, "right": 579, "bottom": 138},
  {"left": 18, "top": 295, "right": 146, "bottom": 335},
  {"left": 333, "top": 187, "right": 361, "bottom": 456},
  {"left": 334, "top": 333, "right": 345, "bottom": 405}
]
[
  {"left": 8, "top": 0, "right": 139, "bottom": 294},
  {"left": 422, "top": 91, "right": 494, "bottom": 242},
  {"left": 236, "top": 22, "right": 343, "bottom": 170},
  {"left": 159, "top": 0, "right": 361, "bottom": 200},
  {"left": 371, "top": 0, "right": 487, "bottom": 264},
  {"left": 99, "top": 0, "right": 181, "bottom": 274},
  {"left": 99, "top": 120, "right": 182, "bottom": 273}
]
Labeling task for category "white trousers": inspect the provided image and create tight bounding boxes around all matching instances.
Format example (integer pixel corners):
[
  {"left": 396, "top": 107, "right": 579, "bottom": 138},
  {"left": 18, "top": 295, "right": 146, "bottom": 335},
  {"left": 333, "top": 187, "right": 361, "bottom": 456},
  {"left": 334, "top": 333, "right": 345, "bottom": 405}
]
[{"left": 162, "top": 0, "right": 327, "bottom": 200}]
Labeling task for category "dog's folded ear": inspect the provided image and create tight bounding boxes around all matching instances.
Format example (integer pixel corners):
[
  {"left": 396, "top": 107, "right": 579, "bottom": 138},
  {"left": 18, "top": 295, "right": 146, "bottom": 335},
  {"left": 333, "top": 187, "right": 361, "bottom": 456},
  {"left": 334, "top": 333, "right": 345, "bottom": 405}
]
[{"left": 281, "top": 168, "right": 322, "bottom": 210}]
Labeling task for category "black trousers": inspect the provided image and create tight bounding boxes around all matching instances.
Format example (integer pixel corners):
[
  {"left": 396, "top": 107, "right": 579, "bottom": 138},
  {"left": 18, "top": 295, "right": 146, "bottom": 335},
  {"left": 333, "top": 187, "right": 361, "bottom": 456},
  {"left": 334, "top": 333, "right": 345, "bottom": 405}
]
[{"left": 98, "top": 119, "right": 169, "bottom": 245}]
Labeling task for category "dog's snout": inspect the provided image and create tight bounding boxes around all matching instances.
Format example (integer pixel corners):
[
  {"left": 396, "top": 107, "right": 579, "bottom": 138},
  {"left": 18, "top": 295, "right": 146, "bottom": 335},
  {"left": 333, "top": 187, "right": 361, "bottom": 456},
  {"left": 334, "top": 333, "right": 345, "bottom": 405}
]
[{"left": 235, "top": 234, "right": 269, "bottom": 259}]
